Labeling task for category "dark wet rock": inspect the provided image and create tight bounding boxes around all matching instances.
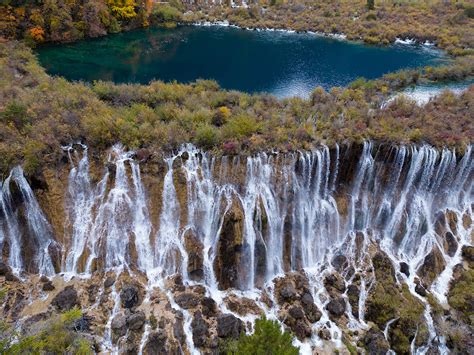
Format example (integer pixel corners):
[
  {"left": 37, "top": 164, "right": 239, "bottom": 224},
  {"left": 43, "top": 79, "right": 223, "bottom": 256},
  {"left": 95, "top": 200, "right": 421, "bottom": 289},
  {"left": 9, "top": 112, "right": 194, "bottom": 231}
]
[
  {"left": 217, "top": 314, "right": 243, "bottom": 339},
  {"left": 418, "top": 246, "right": 446, "bottom": 287},
  {"left": 127, "top": 311, "right": 145, "bottom": 331},
  {"left": 277, "top": 283, "right": 298, "bottom": 303},
  {"left": 415, "top": 282, "right": 428, "bottom": 297},
  {"left": 347, "top": 284, "right": 360, "bottom": 318},
  {"left": 39, "top": 275, "right": 49, "bottom": 283},
  {"left": 288, "top": 305, "right": 305, "bottom": 320},
  {"left": 400, "top": 262, "right": 410, "bottom": 277},
  {"left": 0, "top": 262, "right": 11, "bottom": 276},
  {"left": 175, "top": 292, "right": 200, "bottom": 309},
  {"left": 173, "top": 312, "right": 186, "bottom": 346},
  {"left": 363, "top": 328, "right": 390, "bottom": 355},
  {"left": 184, "top": 230, "right": 204, "bottom": 281},
  {"left": 42, "top": 280, "right": 55, "bottom": 291},
  {"left": 104, "top": 276, "right": 115, "bottom": 288},
  {"left": 111, "top": 313, "right": 127, "bottom": 337},
  {"left": 51, "top": 285, "right": 79, "bottom": 311},
  {"left": 331, "top": 254, "right": 348, "bottom": 272},
  {"left": 324, "top": 273, "right": 346, "bottom": 295},
  {"left": 301, "top": 292, "right": 322, "bottom": 323},
  {"left": 5, "top": 272, "right": 18, "bottom": 282},
  {"left": 326, "top": 297, "right": 346, "bottom": 318},
  {"left": 191, "top": 311, "right": 209, "bottom": 348},
  {"left": 120, "top": 284, "right": 140, "bottom": 309},
  {"left": 143, "top": 330, "right": 167, "bottom": 355},
  {"left": 318, "top": 327, "right": 331, "bottom": 340},
  {"left": 201, "top": 297, "right": 217, "bottom": 317},
  {"left": 292, "top": 319, "right": 312, "bottom": 340},
  {"left": 444, "top": 232, "right": 458, "bottom": 257},
  {"left": 213, "top": 198, "right": 245, "bottom": 290}
]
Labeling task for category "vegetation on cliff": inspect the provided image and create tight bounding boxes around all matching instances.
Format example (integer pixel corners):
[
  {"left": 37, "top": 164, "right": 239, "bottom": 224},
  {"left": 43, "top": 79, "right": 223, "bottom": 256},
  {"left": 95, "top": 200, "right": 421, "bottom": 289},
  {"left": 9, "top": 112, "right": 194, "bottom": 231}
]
[
  {"left": 220, "top": 316, "right": 299, "bottom": 355},
  {"left": 0, "top": 304, "right": 92, "bottom": 354},
  {"left": 1, "top": 40, "right": 473, "bottom": 176}
]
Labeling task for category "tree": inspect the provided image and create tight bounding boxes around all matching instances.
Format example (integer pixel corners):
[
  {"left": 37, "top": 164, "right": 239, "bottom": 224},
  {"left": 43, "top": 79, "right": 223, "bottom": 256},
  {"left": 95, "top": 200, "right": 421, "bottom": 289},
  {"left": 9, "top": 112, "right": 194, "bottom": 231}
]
[
  {"left": 367, "top": 0, "right": 375, "bottom": 11},
  {"left": 232, "top": 317, "right": 299, "bottom": 355}
]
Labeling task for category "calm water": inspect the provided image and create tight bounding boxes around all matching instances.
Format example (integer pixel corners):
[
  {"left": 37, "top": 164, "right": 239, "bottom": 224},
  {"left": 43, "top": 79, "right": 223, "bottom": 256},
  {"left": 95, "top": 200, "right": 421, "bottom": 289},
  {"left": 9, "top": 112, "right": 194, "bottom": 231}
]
[{"left": 37, "top": 25, "right": 444, "bottom": 98}]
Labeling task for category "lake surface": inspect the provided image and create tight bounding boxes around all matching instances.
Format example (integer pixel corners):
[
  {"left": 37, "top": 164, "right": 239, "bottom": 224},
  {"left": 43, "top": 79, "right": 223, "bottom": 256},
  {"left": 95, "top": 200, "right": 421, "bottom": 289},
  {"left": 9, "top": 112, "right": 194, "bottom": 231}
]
[{"left": 37, "top": 25, "right": 445, "bottom": 98}]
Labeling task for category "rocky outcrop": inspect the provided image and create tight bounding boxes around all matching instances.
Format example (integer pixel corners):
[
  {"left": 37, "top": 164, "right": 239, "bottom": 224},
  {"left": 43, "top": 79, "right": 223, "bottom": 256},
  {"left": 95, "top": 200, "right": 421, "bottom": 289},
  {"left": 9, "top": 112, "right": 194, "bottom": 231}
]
[
  {"left": 217, "top": 313, "right": 243, "bottom": 339},
  {"left": 417, "top": 245, "right": 446, "bottom": 288},
  {"left": 184, "top": 229, "right": 204, "bottom": 281},
  {"left": 213, "top": 197, "right": 245, "bottom": 290},
  {"left": 274, "top": 272, "right": 322, "bottom": 340},
  {"left": 51, "top": 285, "right": 79, "bottom": 311}
]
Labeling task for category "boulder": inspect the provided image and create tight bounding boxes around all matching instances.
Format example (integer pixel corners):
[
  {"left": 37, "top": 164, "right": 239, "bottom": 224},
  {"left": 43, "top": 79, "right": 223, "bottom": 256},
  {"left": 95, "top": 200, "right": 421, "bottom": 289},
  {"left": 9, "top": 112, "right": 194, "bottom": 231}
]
[
  {"left": 143, "top": 330, "right": 167, "bottom": 355},
  {"left": 104, "top": 276, "right": 115, "bottom": 288},
  {"left": 347, "top": 284, "right": 360, "bottom": 318},
  {"left": 318, "top": 327, "right": 331, "bottom": 340},
  {"left": 120, "top": 284, "right": 141, "bottom": 309},
  {"left": 42, "top": 280, "right": 55, "bottom": 291},
  {"left": 415, "top": 283, "right": 428, "bottom": 297},
  {"left": 418, "top": 246, "right": 446, "bottom": 287},
  {"left": 0, "top": 262, "right": 12, "bottom": 276},
  {"left": 127, "top": 311, "right": 146, "bottom": 331},
  {"left": 300, "top": 292, "right": 322, "bottom": 323},
  {"left": 175, "top": 292, "right": 200, "bottom": 309},
  {"left": 111, "top": 313, "right": 127, "bottom": 338},
  {"left": 399, "top": 262, "right": 410, "bottom": 277},
  {"left": 363, "top": 328, "right": 390, "bottom": 355},
  {"left": 51, "top": 286, "right": 79, "bottom": 311},
  {"left": 277, "top": 282, "right": 298, "bottom": 304},
  {"left": 217, "top": 314, "right": 243, "bottom": 339},
  {"left": 324, "top": 273, "right": 346, "bottom": 295},
  {"left": 326, "top": 297, "right": 346, "bottom": 318},
  {"left": 288, "top": 305, "right": 305, "bottom": 320},
  {"left": 191, "top": 311, "right": 208, "bottom": 347},
  {"left": 444, "top": 232, "right": 458, "bottom": 257},
  {"left": 201, "top": 297, "right": 217, "bottom": 317}
]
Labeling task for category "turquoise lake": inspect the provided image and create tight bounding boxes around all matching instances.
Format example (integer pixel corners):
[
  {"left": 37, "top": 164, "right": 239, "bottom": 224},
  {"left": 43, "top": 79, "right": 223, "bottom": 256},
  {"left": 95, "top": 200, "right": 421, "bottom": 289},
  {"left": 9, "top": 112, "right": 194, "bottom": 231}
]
[{"left": 36, "top": 25, "right": 445, "bottom": 98}]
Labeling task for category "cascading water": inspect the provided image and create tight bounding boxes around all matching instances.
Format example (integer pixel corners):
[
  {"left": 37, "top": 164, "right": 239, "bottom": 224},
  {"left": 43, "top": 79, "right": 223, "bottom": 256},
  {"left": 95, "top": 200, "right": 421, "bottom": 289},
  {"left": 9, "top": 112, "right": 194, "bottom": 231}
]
[{"left": 1, "top": 141, "right": 472, "bottom": 354}]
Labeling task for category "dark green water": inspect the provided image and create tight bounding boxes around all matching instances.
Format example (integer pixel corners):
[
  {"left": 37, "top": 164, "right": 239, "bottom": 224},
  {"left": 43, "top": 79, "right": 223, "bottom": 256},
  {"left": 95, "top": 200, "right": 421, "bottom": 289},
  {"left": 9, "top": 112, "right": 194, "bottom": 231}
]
[{"left": 36, "top": 25, "right": 444, "bottom": 98}]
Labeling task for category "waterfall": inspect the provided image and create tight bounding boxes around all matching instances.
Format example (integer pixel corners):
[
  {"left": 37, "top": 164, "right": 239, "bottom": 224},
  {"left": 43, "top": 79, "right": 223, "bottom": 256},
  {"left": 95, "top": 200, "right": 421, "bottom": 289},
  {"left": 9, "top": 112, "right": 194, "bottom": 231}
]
[
  {"left": 0, "top": 166, "right": 56, "bottom": 275},
  {"left": 1, "top": 142, "right": 472, "bottom": 353}
]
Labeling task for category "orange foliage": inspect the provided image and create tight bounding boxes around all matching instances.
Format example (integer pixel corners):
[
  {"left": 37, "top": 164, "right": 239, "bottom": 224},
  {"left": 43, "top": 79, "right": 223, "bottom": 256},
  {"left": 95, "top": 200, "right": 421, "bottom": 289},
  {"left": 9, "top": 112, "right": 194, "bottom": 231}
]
[{"left": 29, "top": 26, "right": 45, "bottom": 42}]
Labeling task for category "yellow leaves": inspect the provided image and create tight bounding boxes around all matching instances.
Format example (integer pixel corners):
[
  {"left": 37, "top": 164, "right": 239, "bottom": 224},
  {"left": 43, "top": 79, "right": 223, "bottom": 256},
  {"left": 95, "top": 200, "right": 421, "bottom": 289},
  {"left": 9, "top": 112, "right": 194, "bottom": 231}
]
[{"left": 107, "top": 0, "right": 137, "bottom": 20}]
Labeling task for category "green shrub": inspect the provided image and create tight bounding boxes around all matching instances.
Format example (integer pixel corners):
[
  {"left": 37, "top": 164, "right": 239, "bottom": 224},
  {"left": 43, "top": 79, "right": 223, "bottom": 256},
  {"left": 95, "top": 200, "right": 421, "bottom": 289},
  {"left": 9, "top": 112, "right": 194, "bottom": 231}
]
[
  {"left": 151, "top": 4, "right": 182, "bottom": 24},
  {"left": 194, "top": 124, "right": 219, "bottom": 149},
  {"left": 227, "top": 317, "right": 299, "bottom": 355},
  {"left": 223, "top": 114, "right": 261, "bottom": 139},
  {"left": 464, "top": 6, "right": 474, "bottom": 19},
  {"left": 4, "top": 307, "right": 92, "bottom": 354}
]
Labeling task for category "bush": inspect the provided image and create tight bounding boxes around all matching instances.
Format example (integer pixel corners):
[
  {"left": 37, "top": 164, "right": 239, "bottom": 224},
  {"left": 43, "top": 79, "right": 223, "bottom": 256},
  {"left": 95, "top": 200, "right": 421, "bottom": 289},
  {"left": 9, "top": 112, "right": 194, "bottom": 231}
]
[
  {"left": 227, "top": 317, "right": 299, "bottom": 355},
  {"left": 151, "top": 4, "right": 182, "bottom": 24},
  {"left": 194, "top": 124, "right": 219, "bottom": 149},
  {"left": 4, "top": 307, "right": 92, "bottom": 354},
  {"left": 223, "top": 114, "right": 261, "bottom": 139}
]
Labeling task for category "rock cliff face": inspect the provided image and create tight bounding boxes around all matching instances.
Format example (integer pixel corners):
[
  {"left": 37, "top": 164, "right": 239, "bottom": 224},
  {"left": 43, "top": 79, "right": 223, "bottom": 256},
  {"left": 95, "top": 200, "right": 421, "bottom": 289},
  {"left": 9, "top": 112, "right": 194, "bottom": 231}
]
[{"left": 0, "top": 142, "right": 473, "bottom": 353}]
